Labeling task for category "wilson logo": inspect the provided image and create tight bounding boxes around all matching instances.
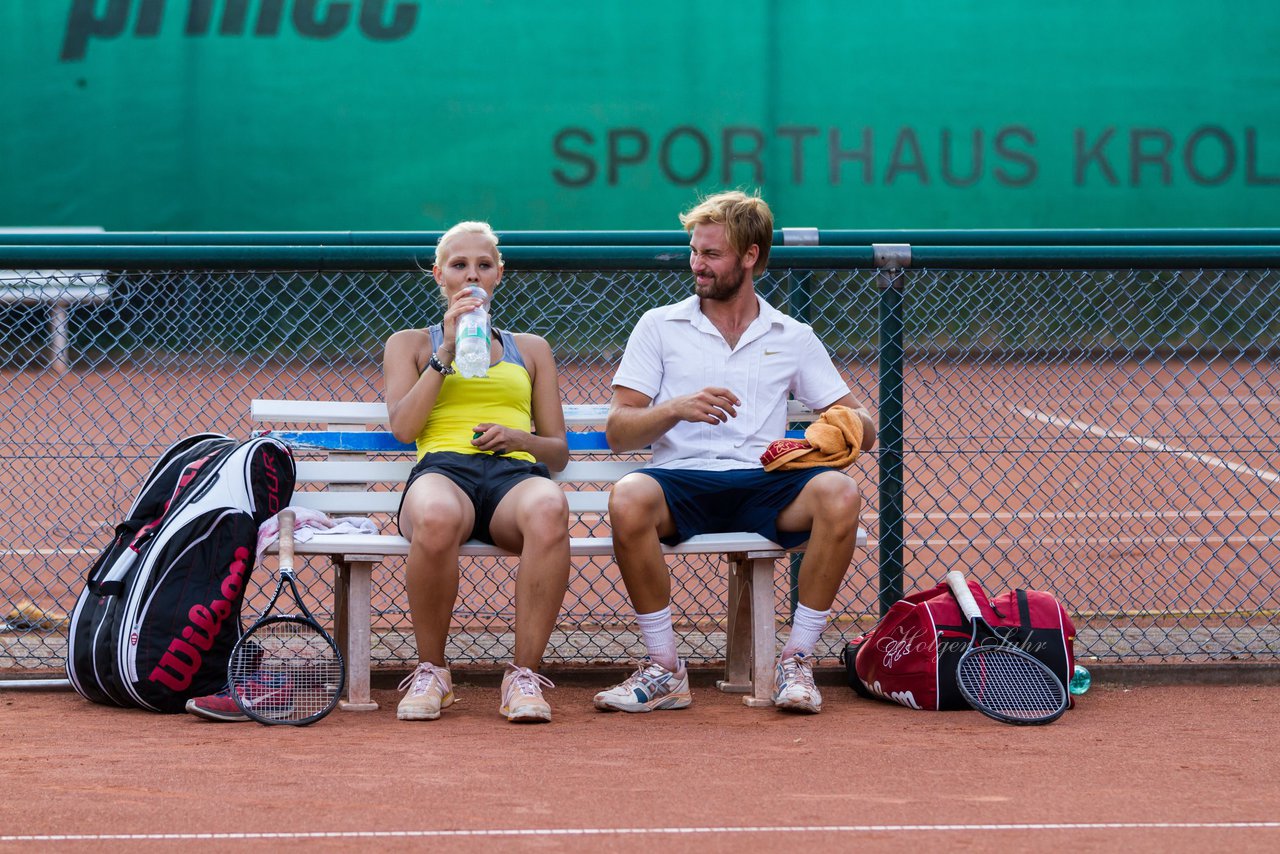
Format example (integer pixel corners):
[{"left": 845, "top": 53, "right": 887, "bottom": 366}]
[
  {"left": 146, "top": 545, "right": 250, "bottom": 691},
  {"left": 867, "top": 679, "right": 923, "bottom": 711}
]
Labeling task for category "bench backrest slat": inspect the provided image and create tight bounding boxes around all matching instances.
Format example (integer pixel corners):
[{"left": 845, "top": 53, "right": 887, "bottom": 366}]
[
  {"left": 295, "top": 458, "right": 646, "bottom": 485},
  {"left": 273, "top": 429, "right": 615, "bottom": 453},
  {"left": 252, "top": 398, "right": 817, "bottom": 427}
]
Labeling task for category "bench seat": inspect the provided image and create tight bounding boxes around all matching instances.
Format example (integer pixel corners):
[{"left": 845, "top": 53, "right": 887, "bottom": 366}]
[
  {"left": 253, "top": 398, "right": 864, "bottom": 711},
  {"left": 293, "top": 531, "right": 792, "bottom": 559}
]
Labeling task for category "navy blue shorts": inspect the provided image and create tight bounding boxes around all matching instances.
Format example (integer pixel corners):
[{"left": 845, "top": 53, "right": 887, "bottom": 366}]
[
  {"left": 397, "top": 452, "right": 551, "bottom": 545},
  {"left": 636, "top": 466, "right": 827, "bottom": 549}
]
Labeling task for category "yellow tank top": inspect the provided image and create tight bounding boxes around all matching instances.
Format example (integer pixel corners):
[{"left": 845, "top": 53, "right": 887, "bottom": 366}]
[{"left": 414, "top": 327, "right": 536, "bottom": 463}]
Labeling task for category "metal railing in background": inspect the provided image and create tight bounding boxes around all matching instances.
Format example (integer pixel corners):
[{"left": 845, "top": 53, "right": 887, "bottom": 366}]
[
  {"left": 3, "top": 228, "right": 1279, "bottom": 246},
  {"left": 2, "top": 232, "right": 1278, "bottom": 678}
]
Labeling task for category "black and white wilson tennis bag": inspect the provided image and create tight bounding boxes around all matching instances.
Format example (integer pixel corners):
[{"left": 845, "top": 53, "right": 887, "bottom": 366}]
[{"left": 65, "top": 433, "right": 295, "bottom": 712}]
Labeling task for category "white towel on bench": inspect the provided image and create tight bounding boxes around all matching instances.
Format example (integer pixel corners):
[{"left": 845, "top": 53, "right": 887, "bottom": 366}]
[{"left": 256, "top": 505, "right": 380, "bottom": 559}]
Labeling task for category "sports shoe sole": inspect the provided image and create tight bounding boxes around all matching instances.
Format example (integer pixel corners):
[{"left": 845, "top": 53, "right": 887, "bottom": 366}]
[
  {"left": 184, "top": 698, "right": 249, "bottom": 723},
  {"left": 397, "top": 693, "right": 455, "bottom": 721},
  {"left": 773, "top": 694, "right": 822, "bottom": 714},
  {"left": 592, "top": 693, "right": 693, "bottom": 713},
  {"left": 502, "top": 702, "right": 552, "bottom": 723}
]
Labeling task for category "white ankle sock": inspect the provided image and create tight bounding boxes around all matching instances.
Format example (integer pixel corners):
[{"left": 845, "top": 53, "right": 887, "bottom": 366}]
[
  {"left": 782, "top": 603, "right": 830, "bottom": 659},
  {"left": 636, "top": 607, "right": 679, "bottom": 670}
]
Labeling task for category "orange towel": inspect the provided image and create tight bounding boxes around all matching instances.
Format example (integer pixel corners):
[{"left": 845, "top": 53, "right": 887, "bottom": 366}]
[{"left": 760, "top": 405, "right": 865, "bottom": 472}]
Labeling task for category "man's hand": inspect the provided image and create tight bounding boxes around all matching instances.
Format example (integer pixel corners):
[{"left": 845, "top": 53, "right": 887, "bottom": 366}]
[
  {"left": 670, "top": 387, "right": 740, "bottom": 425},
  {"left": 606, "top": 385, "right": 741, "bottom": 452}
]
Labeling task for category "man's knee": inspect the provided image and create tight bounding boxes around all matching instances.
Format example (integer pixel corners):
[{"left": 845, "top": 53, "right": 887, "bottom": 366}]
[
  {"left": 608, "top": 474, "right": 664, "bottom": 536},
  {"left": 809, "top": 474, "right": 861, "bottom": 529}
]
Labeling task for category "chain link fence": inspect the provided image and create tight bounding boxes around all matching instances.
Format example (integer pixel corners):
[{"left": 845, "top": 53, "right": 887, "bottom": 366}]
[
  {"left": 893, "top": 265, "right": 1280, "bottom": 664},
  {"left": 2, "top": 248, "right": 1277, "bottom": 675}
]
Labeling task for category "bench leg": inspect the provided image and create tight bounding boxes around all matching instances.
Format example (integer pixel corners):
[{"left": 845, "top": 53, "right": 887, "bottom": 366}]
[
  {"left": 716, "top": 554, "right": 777, "bottom": 708},
  {"left": 745, "top": 556, "right": 777, "bottom": 707},
  {"left": 334, "top": 557, "right": 379, "bottom": 711},
  {"left": 717, "top": 554, "right": 752, "bottom": 694}
]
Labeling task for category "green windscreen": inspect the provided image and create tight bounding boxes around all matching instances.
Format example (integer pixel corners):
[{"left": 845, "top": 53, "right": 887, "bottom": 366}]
[{"left": 2, "top": 1, "right": 1277, "bottom": 229}]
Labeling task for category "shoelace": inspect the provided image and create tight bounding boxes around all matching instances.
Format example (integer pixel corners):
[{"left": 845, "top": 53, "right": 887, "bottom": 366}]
[
  {"left": 398, "top": 662, "right": 445, "bottom": 696},
  {"left": 616, "top": 658, "right": 668, "bottom": 692},
  {"left": 781, "top": 656, "right": 816, "bottom": 690},
  {"left": 506, "top": 665, "right": 554, "bottom": 699}
]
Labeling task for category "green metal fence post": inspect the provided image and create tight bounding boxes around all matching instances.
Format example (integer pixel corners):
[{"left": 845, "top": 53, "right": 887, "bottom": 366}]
[{"left": 874, "top": 244, "right": 910, "bottom": 615}]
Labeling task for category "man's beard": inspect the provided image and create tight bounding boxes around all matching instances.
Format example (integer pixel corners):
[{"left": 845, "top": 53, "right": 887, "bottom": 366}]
[{"left": 694, "top": 265, "right": 748, "bottom": 301}]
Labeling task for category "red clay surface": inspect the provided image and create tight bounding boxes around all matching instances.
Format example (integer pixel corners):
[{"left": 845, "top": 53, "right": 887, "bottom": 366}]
[{"left": 2, "top": 674, "right": 1277, "bottom": 853}]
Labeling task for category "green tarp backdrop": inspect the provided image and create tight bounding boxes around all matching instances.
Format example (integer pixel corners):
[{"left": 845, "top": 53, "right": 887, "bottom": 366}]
[{"left": 3, "top": 0, "right": 1278, "bottom": 230}]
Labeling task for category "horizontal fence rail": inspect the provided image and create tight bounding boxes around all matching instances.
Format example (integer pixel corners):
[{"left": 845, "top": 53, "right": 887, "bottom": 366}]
[
  {"left": 4, "top": 244, "right": 1280, "bottom": 272},
  {"left": 2, "top": 230, "right": 1277, "bottom": 678},
  {"left": 5, "top": 228, "right": 1280, "bottom": 246},
  {"left": 0, "top": 245, "right": 878, "bottom": 272}
]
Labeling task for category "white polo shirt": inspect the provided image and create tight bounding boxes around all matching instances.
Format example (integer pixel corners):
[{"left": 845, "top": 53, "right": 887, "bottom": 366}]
[{"left": 612, "top": 294, "right": 851, "bottom": 470}]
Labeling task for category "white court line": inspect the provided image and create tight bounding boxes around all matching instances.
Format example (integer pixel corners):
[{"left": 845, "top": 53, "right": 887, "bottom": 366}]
[
  {"left": 1014, "top": 406, "right": 1280, "bottom": 485},
  {"left": 1, "top": 822, "right": 1276, "bottom": 843},
  {"left": 1086, "top": 395, "right": 1280, "bottom": 408},
  {"left": 1151, "top": 396, "right": 1280, "bottom": 406},
  {"left": 868, "top": 535, "right": 1278, "bottom": 548},
  {"left": 883, "top": 509, "right": 1275, "bottom": 523}
]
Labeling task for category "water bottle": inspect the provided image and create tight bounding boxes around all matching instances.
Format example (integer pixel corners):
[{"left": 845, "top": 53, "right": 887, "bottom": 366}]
[
  {"left": 454, "top": 285, "right": 490, "bottom": 378},
  {"left": 1068, "top": 663, "right": 1091, "bottom": 695}
]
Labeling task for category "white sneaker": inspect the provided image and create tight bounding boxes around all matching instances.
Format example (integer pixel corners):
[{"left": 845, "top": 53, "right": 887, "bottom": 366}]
[
  {"left": 500, "top": 664, "right": 554, "bottom": 723},
  {"left": 593, "top": 657, "right": 692, "bottom": 713},
  {"left": 773, "top": 652, "right": 822, "bottom": 714},
  {"left": 397, "top": 662, "right": 454, "bottom": 721}
]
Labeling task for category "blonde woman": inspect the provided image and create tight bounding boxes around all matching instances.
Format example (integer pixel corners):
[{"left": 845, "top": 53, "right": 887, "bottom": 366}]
[{"left": 383, "top": 222, "right": 570, "bottom": 723}]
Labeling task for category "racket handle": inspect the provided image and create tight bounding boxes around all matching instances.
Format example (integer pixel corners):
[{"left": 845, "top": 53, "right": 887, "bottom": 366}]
[
  {"left": 277, "top": 508, "right": 296, "bottom": 573},
  {"left": 945, "top": 570, "right": 983, "bottom": 620}
]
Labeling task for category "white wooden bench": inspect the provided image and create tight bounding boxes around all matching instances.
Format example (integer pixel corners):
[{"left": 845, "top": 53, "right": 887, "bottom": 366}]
[
  {"left": 252, "top": 398, "right": 865, "bottom": 711},
  {"left": 0, "top": 227, "right": 108, "bottom": 374}
]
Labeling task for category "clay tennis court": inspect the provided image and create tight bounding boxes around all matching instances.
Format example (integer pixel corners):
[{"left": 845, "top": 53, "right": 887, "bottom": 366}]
[
  {"left": 4, "top": 348, "right": 1278, "bottom": 851},
  {"left": 3, "top": 673, "right": 1277, "bottom": 851}
]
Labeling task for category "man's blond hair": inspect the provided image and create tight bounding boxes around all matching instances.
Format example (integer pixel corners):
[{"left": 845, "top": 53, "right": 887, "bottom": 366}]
[{"left": 678, "top": 191, "right": 773, "bottom": 275}]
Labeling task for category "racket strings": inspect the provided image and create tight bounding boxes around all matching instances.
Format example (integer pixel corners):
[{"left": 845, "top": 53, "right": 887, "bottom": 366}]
[
  {"left": 229, "top": 620, "right": 342, "bottom": 723},
  {"left": 957, "top": 648, "right": 1065, "bottom": 720}
]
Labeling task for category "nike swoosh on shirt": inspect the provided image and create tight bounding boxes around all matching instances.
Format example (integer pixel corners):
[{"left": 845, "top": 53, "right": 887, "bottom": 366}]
[{"left": 764, "top": 350, "right": 782, "bottom": 356}]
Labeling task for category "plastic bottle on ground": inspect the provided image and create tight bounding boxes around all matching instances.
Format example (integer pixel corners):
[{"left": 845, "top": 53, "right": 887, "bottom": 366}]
[
  {"left": 1068, "top": 663, "right": 1091, "bottom": 695},
  {"left": 454, "top": 286, "right": 490, "bottom": 378}
]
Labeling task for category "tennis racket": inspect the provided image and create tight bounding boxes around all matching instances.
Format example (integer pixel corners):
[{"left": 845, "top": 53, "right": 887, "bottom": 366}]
[
  {"left": 945, "top": 570, "right": 1067, "bottom": 725},
  {"left": 228, "top": 509, "right": 345, "bottom": 725}
]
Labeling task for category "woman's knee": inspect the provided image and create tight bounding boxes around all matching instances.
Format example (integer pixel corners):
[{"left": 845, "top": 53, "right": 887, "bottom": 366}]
[
  {"left": 404, "top": 501, "right": 468, "bottom": 553},
  {"left": 519, "top": 487, "right": 570, "bottom": 545}
]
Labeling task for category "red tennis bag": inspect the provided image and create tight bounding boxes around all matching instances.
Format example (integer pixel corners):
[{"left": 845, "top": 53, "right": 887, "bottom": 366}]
[{"left": 843, "top": 579, "right": 1076, "bottom": 711}]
